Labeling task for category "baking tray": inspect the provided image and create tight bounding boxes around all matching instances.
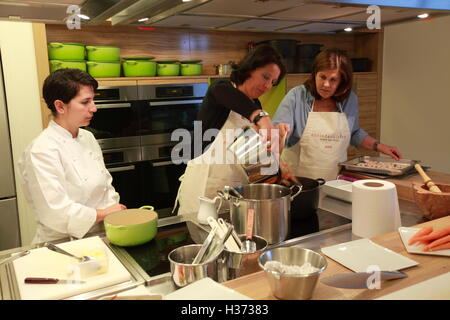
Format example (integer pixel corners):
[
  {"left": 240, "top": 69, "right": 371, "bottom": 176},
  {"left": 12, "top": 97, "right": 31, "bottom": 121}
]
[{"left": 339, "top": 156, "right": 419, "bottom": 176}]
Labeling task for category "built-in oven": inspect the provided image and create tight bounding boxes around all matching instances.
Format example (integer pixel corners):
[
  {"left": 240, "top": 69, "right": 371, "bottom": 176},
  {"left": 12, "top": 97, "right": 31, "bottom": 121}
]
[
  {"left": 86, "top": 83, "right": 208, "bottom": 218},
  {"left": 137, "top": 83, "right": 208, "bottom": 218},
  {"left": 86, "top": 85, "right": 143, "bottom": 209}
]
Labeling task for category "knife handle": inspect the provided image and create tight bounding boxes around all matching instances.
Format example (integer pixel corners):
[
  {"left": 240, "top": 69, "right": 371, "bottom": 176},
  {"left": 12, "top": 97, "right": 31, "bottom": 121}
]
[{"left": 25, "top": 277, "right": 59, "bottom": 284}]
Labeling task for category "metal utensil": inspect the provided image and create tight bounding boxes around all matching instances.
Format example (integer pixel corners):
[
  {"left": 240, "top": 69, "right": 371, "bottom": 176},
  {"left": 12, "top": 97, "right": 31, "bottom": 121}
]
[
  {"left": 24, "top": 277, "right": 86, "bottom": 284},
  {"left": 203, "top": 224, "right": 234, "bottom": 262},
  {"left": 192, "top": 226, "right": 218, "bottom": 264},
  {"left": 320, "top": 271, "right": 407, "bottom": 289},
  {"left": 218, "top": 218, "right": 243, "bottom": 251},
  {"left": 241, "top": 208, "right": 256, "bottom": 253},
  {"left": 0, "top": 250, "right": 30, "bottom": 266},
  {"left": 225, "top": 185, "right": 243, "bottom": 199},
  {"left": 45, "top": 243, "right": 92, "bottom": 263}
]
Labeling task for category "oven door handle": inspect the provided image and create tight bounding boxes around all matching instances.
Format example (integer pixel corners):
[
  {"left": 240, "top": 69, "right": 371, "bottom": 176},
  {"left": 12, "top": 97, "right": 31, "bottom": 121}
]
[
  {"left": 107, "top": 165, "right": 135, "bottom": 173},
  {"left": 96, "top": 103, "right": 132, "bottom": 109},
  {"left": 149, "top": 100, "right": 203, "bottom": 107},
  {"left": 151, "top": 161, "right": 173, "bottom": 167}
]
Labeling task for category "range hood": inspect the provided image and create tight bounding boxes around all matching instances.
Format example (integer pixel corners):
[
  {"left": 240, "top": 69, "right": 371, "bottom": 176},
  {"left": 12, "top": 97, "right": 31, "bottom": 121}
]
[{"left": 316, "top": 0, "right": 450, "bottom": 10}]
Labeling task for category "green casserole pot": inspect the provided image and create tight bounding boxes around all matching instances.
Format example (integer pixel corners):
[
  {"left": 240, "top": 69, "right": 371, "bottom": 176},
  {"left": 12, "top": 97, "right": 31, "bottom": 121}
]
[
  {"left": 156, "top": 63, "right": 180, "bottom": 76},
  {"left": 86, "top": 46, "right": 120, "bottom": 61},
  {"left": 180, "top": 63, "right": 202, "bottom": 76},
  {"left": 49, "top": 60, "right": 86, "bottom": 73},
  {"left": 86, "top": 61, "right": 121, "bottom": 78},
  {"left": 48, "top": 42, "right": 85, "bottom": 60},
  {"left": 104, "top": 206, "right": 158, "bottom": 247},
  {"left": 122, "top": 60, "right": 156, "bottom": 77}
]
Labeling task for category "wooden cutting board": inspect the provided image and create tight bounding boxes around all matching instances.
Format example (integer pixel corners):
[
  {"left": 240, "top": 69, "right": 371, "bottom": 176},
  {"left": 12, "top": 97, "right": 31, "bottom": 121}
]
[{"left": 13, "top": 236, "right": 132, "bottom": 300}]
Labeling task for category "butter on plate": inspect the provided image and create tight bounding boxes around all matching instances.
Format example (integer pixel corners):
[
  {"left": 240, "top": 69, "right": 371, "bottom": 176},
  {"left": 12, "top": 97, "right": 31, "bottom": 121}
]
[{"left": 67, "top": 247, "right": 109, "bottom": 279}]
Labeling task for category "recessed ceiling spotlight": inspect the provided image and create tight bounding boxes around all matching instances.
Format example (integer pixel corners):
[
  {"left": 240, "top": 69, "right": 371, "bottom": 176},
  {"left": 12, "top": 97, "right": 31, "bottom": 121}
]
[
  {"left": 417, "top": 13, "right": 429, "bottom": 19},
  {"left": 138, "top": 17, "right": 149, "bottom": 22},
  {"left": 344, "top": 27, "right": 352, "bottom": 32},
  {"left": 77, "top": 14, "right": 90, "bottom": 20}
]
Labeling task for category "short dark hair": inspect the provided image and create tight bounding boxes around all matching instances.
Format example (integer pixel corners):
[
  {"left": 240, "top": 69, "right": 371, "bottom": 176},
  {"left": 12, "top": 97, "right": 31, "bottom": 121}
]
[
  {"left": 304, "top": 48, "right": 353, "bottom": 102},
  {"left": 230, "top": 44, "right": 286, "bottom": 86},
  {"left": 43, "top": 68, "right": 98, "bottom": 114}
]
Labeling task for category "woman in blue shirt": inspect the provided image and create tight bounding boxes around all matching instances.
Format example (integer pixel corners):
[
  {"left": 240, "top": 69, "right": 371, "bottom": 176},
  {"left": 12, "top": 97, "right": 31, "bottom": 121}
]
[{"left": 273, "top": 48, "right": 402, "bottom": 182}]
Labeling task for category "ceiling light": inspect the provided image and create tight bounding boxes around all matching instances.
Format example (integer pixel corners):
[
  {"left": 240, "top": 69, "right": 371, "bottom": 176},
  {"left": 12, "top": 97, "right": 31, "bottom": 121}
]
[
  {"left": 77, "top": 14, "right": 90, "bottom": 20},
  {"left": 182, "top": 0, "right": 192, "bottom": 2},
  {"left": 417, "top": 13, "right": 429, "bottom": 19},
  {"left": 138, "top": 17, "right": 149, "bottom": 22},
  {"left": 344, "top": 27, "right": 352, "bottom": 32}
]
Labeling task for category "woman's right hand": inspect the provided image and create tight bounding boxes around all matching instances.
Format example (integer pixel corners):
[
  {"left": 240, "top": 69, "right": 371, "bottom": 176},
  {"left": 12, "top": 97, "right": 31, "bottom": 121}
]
[{"left": 96, "top": 203, "right": 127, "bottom": 222}]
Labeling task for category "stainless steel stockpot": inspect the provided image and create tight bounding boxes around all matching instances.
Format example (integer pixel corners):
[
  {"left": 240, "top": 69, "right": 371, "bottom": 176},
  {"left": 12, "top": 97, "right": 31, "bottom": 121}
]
[{"left": 218, "top": 183, "right": 302, "bottom": 244}]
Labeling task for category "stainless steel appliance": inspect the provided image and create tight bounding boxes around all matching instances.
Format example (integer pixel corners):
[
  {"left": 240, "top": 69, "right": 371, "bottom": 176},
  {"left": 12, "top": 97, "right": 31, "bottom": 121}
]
[
  {"left": 0, "top": 57, "right": 21, "bottom": 250},
  {"left": 86, "top": 83, "right": 208, "bottom": 218}
]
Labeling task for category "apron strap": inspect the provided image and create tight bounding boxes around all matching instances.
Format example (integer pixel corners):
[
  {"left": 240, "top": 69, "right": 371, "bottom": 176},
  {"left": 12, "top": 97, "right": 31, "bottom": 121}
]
[{"left": 172, "top": 173, "right": 185, "bottom": 214}]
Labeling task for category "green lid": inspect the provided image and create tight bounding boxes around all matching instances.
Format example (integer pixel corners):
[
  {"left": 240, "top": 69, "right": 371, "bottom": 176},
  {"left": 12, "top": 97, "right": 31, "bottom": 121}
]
[
  {"left": 155, "top": 60, "right": 179, "bottom": 64},
  {"left": 180, "top": 60, "right": 202, "bottom": 64},
  {"left": 122, "top": 57, "right": 155, "bottom": 60}
]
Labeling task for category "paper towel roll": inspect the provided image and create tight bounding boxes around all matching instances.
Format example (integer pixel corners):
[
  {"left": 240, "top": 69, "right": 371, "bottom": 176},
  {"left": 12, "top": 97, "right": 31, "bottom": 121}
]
[{"left": 352, "top": 179, "right": 401, "bottom": 238}]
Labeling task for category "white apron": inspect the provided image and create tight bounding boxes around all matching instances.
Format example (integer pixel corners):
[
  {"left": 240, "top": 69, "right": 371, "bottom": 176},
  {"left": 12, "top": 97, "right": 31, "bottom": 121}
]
[
  {"left": 281, "top": 99, "right": 351, "bottom": 182},
  {"left": 175, "top": 110, "right": 250, "bottom": 217}
]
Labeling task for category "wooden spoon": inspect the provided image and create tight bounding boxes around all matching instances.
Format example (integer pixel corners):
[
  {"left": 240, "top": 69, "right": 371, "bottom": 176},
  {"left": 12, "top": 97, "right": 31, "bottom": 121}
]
[{"left": 414, "top": 164, "right": 442, "bottom": 193}]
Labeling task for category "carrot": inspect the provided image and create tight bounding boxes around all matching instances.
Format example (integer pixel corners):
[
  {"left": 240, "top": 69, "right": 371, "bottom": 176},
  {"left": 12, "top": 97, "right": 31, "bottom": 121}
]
[
  {"left": 408, "top": 227, "right": 433, "bottom": 245},
  {"left": 424, "top": 242, "right": 450, "bottom": 252},
  {"left": 412, "top": 225, "right": 450, "bottom": 243},
  {"left": 423, "top": 234, "right": 450, "bottom": 251}
]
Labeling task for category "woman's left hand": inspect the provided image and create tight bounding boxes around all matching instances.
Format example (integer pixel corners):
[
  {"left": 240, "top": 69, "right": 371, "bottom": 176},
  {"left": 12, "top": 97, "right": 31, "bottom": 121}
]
[{"left": 378, "top": 143, "right": 402, "bottom": 160}]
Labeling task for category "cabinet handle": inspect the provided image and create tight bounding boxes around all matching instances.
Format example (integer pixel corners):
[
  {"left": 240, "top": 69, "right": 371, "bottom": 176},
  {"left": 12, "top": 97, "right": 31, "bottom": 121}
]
[{"left": 107, "top": 165, "right": 135, "bottom": 173}]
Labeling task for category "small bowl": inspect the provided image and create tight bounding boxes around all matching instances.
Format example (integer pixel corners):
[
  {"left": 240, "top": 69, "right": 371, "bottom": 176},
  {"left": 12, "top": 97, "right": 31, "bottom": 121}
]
[
  {"left": 413, "top": 183, "right": 450, "bottom": 220},
  {"left": 258, "top": 247, "right": 327, "bottom": 300},
  {"left": 168, "top": 244, "right": 218, "bottom": 287}
]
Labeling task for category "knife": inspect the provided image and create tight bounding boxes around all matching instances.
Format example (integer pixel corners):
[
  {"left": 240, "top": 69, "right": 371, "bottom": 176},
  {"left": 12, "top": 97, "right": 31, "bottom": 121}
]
[
  {"left": 320, "top": 271, "right": 407, "bottom": 289},
  {"left": 24, "top": 277, "right": 86, "bottom": 284}
]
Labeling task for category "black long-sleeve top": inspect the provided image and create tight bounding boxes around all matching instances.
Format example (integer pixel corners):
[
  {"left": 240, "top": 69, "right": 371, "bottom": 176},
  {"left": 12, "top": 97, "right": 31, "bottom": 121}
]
[{"left": 197, "top": 80, "right": 262, "bottom": 152}]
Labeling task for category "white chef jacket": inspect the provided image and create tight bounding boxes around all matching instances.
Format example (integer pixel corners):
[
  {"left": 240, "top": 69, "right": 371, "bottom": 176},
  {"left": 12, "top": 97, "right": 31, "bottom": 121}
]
[{"left": 18, "top": 120, "right": 120, "bottom": 244}]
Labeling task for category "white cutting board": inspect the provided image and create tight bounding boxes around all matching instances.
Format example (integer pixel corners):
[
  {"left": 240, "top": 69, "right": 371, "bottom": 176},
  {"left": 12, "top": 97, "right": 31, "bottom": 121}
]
[
  {"left": 13, "top": 236, "right": 132, "bottom": 300},
  {"left": 376, "top": 272, "right": 450, "bottom": 300}
]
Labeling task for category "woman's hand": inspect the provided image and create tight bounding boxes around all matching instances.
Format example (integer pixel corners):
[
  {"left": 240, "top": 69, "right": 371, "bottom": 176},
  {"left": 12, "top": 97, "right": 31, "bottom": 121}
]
[
  {"left": 96, "top": 203, "right": 127, "bottom": 222},
  {"left": 278, "top": 159, "right": 299, "bottom": 186},
  {"left": 378, "top": 143, "right": 402, "bottom": 161}
]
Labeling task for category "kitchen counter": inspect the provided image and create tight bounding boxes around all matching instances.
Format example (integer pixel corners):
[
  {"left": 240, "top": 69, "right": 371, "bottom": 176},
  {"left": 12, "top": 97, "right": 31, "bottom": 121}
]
[
  {"left": 342, "top": 169, "right": 450, "bottom": 201},
  {"left": 223, "top": 211, "right": 450, "bottom": 300}
]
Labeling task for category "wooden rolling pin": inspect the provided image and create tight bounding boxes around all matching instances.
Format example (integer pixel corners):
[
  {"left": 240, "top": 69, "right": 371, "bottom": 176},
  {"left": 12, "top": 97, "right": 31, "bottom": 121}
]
[{"left": 414, "top": 164, "right": 442, "bottom": 193}]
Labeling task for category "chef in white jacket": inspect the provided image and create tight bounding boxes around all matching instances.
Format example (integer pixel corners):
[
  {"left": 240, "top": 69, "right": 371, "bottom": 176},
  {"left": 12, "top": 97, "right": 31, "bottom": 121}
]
[{"left": 19, "top": 69, "right": 126, "bottom": 244}]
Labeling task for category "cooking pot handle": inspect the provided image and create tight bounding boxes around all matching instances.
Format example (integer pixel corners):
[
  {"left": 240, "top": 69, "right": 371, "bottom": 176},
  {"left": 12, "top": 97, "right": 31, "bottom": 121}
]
[
  {"left": 316, "top": 178, "right": 326, "bottom": 186},
  {"left": 217, "top": 190, "right": 229, "bottom": 200},
  {"left": 139, "top": 205, "right": 154, "bottom": 211},
  {"left": 289, "top": 184, "right": 302, "bottom": 200},
  {"left": 48, "top": 42, "right": 62, "bottom": 48}
]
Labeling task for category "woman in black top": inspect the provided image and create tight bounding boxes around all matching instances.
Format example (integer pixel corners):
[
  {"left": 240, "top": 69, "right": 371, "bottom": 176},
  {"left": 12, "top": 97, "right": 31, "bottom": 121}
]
[{"left": 176, "top": 44, "right": 290, "bottom": 217}]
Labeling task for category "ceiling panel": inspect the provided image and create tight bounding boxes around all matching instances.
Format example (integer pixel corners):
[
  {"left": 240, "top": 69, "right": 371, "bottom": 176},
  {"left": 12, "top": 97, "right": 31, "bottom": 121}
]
[
  {"left": 0, "top": 0, "right": 84, "bottom": 4},
  {"left": 219, "top": 18, "right": 304, "bottom": 31},
  {"left": 152, "top": 15, "right": 242, "bottom": 28},
  {"left": 281, "top": 22, "right": 360, "bottom": 33},
  {"left": 335, "top": 7, "right": 445, "bottom": 23},
  {"left": 186, "top": 0, "right": 306, "bottom": 17},
  {"left": 0, "top": 4, "right": 67, "bottom": 21},
  {"left": 267, "top": 3, "right": 365, "bottom": 20}
]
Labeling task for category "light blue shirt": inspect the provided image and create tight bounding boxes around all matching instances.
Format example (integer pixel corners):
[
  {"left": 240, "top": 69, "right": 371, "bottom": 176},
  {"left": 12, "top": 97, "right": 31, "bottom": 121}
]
[{"left": 273, "top": 85, "right": 368, "bottom": 148}]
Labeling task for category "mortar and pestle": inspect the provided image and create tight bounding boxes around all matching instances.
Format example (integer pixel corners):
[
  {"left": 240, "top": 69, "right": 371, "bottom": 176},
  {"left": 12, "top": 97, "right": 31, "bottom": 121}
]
[{"left": 413, "top": 164, "right": 450, "bottom": 220}]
